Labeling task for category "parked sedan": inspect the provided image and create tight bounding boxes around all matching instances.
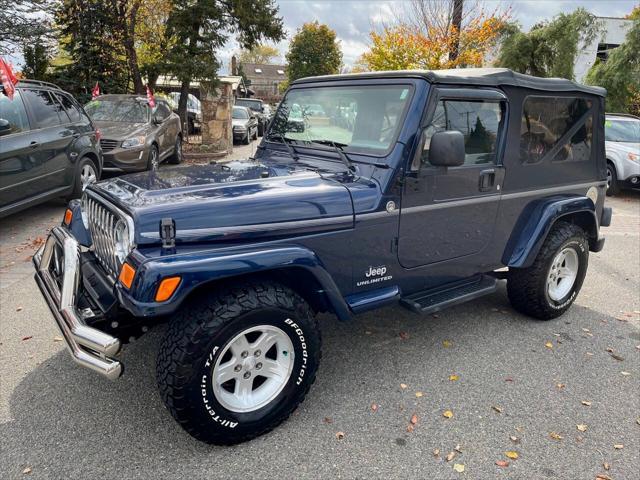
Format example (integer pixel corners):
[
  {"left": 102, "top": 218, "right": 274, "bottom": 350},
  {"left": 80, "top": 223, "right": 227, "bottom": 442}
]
[
  {"left": 605, "top": 114, "right": 640, "bottom": 195},
  {"left": 232, "top": 106, "right": 258, "bottom": 144},
  {"left": 85, "top": 95, "right": 182, "bottom": 172}
]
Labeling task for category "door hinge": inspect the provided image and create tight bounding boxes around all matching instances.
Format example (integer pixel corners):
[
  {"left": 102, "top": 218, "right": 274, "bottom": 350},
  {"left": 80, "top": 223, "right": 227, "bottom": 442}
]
[
  {"left": 160, "top": 218, "right": 176, "bottom": 250},
  {"left": 391, "top": 236, "right": 398, "bottom": 253}
]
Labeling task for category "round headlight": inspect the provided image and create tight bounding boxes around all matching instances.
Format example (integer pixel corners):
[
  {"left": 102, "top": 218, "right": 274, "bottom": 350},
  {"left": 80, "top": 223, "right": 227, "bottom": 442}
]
[{"left": 114, "top": 219, "right": 131, "bottom": 262}]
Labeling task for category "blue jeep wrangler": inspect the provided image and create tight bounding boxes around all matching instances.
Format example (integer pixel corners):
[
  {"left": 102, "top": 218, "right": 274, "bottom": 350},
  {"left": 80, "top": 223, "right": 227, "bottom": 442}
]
[{"left": 33, "top": 68, "right": 612, "bottom": 444}]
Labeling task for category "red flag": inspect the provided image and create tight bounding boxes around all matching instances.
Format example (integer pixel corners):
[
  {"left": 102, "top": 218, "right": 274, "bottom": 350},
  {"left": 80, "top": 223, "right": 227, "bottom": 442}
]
[
  {"left": 0, "top": 57, "right": 18, "bottom": 100},
  {"left": 91, "top": 82, "right": 100, "bottom": 99},
  {"left": 146, "top": 84, "right": 156, "bottom": 108}
]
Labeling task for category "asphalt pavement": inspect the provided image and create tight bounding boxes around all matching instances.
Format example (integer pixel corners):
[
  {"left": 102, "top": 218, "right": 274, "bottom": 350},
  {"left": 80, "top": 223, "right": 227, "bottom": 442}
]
[{"left": 1, "top": 184, "right": 638, "bottom": 479}]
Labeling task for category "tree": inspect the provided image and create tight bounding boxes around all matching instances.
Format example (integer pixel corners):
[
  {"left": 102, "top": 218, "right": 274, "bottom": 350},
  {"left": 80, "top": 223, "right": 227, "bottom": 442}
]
[
  {"left": 285, "top": 21, "right": 342, "bottom": 83},
  {"left": 54, "top": 0, "right": 129, "bottom": 100},
  {"left": 22, "top": 38, "right": 50, "bottom": 80},
  {"left": 115, "top": 0, "right": 145, "bottom": 94},
  {"left": 585, "top": 15, "right": 640, "bottom": 114},
  {"left": 496, "top": 8, "right": 602, "bottom": 79},
  {"left": 166, "top": 0, "right": 284, "bottom": 121},
  {"left": 356, "top": 2, "right": 510, "bottom": 72},
  {"left": 0, "top": 0, "right": 53, "bottom": 55},
  {"left": 239, "top": 44, "right": 280, "bottom": 64},
  {"left": 135, "top": 0, "right": 174, "bottom": 90}
]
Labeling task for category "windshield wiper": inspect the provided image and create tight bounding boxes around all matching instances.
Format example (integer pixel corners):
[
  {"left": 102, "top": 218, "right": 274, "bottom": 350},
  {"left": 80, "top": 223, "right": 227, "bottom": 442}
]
[
  {"left": 267, "top": 133, "right": 299, "bottom": 162},
  {"left": 309, "top": 139, "right": 355, "bottom": 173}
]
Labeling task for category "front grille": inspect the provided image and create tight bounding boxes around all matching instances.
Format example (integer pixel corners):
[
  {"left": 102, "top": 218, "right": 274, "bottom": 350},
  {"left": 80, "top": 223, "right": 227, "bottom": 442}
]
[
  {"left": 100, "top": 139, "right": 118, "bottom": 152},
  {"left": 83, "top": 195, "right": 123, "bottom": 277}
]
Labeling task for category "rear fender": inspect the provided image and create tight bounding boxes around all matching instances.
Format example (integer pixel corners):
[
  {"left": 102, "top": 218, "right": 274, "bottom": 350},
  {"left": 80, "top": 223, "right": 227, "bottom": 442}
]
[
  {"left": 117, "top": 245, "right": 352, "bottom": 321},
  {"left": 503, "top": 196, "right": 598, "bottom": 269}
]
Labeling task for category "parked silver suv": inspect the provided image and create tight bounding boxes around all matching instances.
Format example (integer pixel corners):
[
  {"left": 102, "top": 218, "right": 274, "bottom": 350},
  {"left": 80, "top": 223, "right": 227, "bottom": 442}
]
[{"left": 605, "top": 114, "right": 640, "bottom": 195}]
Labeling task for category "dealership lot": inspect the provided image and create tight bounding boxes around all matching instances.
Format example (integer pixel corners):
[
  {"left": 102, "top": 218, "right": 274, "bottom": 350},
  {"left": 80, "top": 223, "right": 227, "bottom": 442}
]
[{"left": 1, "top": 190, "right": 638, "bottom": 479}]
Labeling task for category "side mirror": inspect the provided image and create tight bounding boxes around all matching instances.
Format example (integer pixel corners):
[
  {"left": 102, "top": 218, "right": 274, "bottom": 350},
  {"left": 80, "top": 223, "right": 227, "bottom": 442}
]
[
  {"left": 0, "top": 119, "right": 11, "bottom": 136},
  {"left": 429, "top": 130, "right": 465, "bottom": 167},
  {"left": 152, "top": 114, "right": 162, "bottom": 124}
]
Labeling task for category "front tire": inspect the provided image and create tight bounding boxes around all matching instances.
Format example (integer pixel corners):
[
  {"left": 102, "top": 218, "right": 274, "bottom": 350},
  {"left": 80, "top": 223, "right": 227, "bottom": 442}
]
[
  {"left": 606, "top": 163, "right": 620, "bottom": 196},
  {"left": 69, "top": 157, "right": 99, "bottom": 199},
  {"left": 507, "top": 222, "right": 589, "bottom": 320},
  {"left": 146, "top": 144, "right": 159, "bottom": 171},
  {"left": 156, "top": 281, "right": 321, "bottom": 445}
]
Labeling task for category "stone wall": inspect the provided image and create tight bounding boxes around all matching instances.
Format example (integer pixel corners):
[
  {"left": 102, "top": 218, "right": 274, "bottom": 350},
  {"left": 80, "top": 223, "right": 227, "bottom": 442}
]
[{"left": 201, "top": 81, "right": 233, "bottom": 153}]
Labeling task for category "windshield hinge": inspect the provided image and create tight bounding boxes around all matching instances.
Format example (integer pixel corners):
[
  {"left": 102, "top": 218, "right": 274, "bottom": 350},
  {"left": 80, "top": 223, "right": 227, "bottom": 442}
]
[{"left": 160, "top": 218, "right": 176, "bottom": 250}]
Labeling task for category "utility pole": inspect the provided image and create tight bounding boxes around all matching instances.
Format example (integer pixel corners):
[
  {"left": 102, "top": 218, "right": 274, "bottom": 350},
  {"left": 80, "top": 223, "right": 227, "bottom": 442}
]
[{"left": 449, "top": 0, "right": 464, "bottom": 62}]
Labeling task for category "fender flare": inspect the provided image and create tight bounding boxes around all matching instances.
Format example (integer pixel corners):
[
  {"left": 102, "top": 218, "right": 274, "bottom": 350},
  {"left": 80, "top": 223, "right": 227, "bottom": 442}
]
[
  {"left": 117, "top": 244, "right": 352, "bottom": 321},
  {"left": 502, "top": 196, "right": 597, "bottom": 269}
]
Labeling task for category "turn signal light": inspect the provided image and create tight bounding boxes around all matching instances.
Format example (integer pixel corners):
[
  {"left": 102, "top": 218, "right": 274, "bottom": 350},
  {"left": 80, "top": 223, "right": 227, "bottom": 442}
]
[
  {"left": 63, "top": 208, "right": 73, "bottom": 226},
  {"left": 118, "top": 263, "right": 136, "bottom": 289},
  {"left": 155, "top": 276, "right": 181, "bottom": 302}
]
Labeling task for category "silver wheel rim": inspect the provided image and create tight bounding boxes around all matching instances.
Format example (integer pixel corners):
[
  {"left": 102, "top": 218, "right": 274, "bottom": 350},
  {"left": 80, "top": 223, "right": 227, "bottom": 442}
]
[
  {"left": 607, "top": 167, "right": 612, "bottom": 189},
  {"left": 176, "top": 138, "right": 182, "bottom": 161},
  {"left": 547, "top": 248, "right": 579, "bottom": 301},
  {"left": 212, "top": 325, "right": 294, "bottom": 413},
  {"left": 150, "top": 149, "right": 158, "bottom": 170},
  {"left": 80, "top": 164, "right": 97, "bottom": 190}
]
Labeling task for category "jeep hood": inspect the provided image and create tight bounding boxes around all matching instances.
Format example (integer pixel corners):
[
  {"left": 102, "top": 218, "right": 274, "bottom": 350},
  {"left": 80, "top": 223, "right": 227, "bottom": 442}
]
[{"left": 90, "top": 160, "right": 355, "bottom": 245}]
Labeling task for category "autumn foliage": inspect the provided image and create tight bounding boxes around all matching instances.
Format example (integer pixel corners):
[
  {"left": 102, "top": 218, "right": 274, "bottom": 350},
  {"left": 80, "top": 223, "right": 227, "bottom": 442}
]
[{"left": 356, "top": 9, "right": 510, "bottom": 71}]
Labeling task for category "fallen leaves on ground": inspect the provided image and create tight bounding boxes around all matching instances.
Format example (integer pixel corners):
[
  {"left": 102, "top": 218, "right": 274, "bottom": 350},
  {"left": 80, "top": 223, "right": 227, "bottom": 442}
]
[
  {"left": 495, "top": 460, "right": 509, "bottom": 467},
  {"left": 443, "top": 410, "right": 454, "bottom": 419},
  {"left": 370, "top": 403, "right": 378, "bottom": 412},
  {"left": 453, "top": 464, "right": 465, "bottom": 473},
  {"left": 613, "top": 444, "right": 623, "bottom": 449},
  {"left": 449, "top": 374, "right": 459, "bottom": 381},
  {"left": 445, "top": 451, "right": 456, "bottom": 462},
  {"left": 443, "top": 340, "right": 452, "bottom": 348},
  {"left": 556, "top": 383, "right": 566, "bottom": 389},
  {"left": 53, "top": 336, "right": 63, "bottom": 342},
  {"left": 16, "top": 306, "right": 23, "bottom": 312},
  {"left": 454, "top": 444, "right": 462, "bottom": 453},
  {"left": 21, "top": 336, "right": 33, "bottom": 341},
  {"left": 433, "top": 448, "right": 440, "bottom": 457},
  {"left": 549, "top": 432, "right": 563, "bottom": 440},
  {"left": 335, "top": 431, "right": 345, "bottom": 440},
  {"left": 400, "top": 383, "right": 408, "bottom": 390},
  {"left": 410, "top": 414, "right": 418, "bottom": 425},
  {"left": 545, "top": 341, "right": 554, "bottom": 349},
  {"left": 22, "top": 467, "right": 32, "bottom": 475},
  {"left": 603, "top": 462, "right": 610, "bottom": 471},
  {"left": 399, "top": 331, "right": 409, "bottom": 340},
  {"left": 492, "top": 406, "right": 503, "bottom": 414},
  {"left": 505, "top": 451, "right": 519, "bottom": 460},
  {"left": 620, "top": 371, "right": 631, "bottom": 376},
  {"left": 582, "top": 400, "right": 592, "bottom": 406},
  {"left": 415, "top": 391, "right": 423, "bottom": 398},
  {"left": 323, "top": 417, "right": 333, "bottom": 424},
  {"left": 577, "top": 424, "right": 588, "bottom": 432},
  {"left": 596, "top": 474, "right": 613, "bottom": 480}
]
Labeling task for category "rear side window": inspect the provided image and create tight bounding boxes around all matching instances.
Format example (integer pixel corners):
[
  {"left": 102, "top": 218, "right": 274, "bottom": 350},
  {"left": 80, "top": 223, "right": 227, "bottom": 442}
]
[
  {"left": 520, "top": 97, "right": 593, "bottom": 164},
  {"left": 0, "top": 90, "right": 30, "bottom": 136},
  {"left": 422, "top": 99, "right": 504, "bottom": 166},
  {"left": 22, "top": 89, "right": 68, "bottom": 127},
  {"left": 55, "top": 92, "right": 83, "bottom": 123}
]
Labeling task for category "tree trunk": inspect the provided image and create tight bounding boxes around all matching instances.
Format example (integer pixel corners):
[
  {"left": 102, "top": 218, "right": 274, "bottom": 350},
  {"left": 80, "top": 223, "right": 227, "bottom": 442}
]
[
  {"left": 449, "top": 0, "right": 464, "bottom": 62},
  {"left": 178, "top": 80, "right": 190, "bottom": 133},
  {"left": 121, "top": 1, "right": 144, "bottom": 94}
]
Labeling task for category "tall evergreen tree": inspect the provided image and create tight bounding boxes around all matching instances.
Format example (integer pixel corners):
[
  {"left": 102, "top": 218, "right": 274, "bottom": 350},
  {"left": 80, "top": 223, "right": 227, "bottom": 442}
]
[{"left": 22, "top": 38, "right": 50, "bottom": 80}]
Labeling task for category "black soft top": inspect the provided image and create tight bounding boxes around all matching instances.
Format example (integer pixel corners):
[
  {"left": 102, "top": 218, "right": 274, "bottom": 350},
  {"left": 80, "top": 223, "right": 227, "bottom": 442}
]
[{"left": 293, "top": 68, "right": 606, "bottom": 96}]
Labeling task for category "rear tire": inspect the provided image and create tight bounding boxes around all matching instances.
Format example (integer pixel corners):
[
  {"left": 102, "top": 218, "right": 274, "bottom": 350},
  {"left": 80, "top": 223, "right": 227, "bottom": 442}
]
[
  {"left": 606, "top": 163, "right": 620, "bottom": 196},
  {"left": 69, "top": 157, "right": 99, "bottom": 199},
  {"left": 507, "top": 222, "right": 589, "bottom": 320},
  {"left": 156, "top": 281, "right": 321, "bottom": 445}
]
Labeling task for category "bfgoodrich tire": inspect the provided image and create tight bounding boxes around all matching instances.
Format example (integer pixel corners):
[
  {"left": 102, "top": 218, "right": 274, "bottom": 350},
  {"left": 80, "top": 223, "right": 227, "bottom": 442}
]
[
  {"left": 507, "top": 222, "right": 589, "bottom": 320},
  {"left": 156, "top": 281, "right": 321, "bottom": 445}
]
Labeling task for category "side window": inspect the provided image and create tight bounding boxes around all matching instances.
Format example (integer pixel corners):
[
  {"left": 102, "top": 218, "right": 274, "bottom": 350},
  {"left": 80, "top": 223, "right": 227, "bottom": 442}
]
[
  {"left": 0, "top": 90, "right": 30, "bottom": 136},
  {"left": 22, "top": 89, "right": 67, "bottom": 127},
  {"left": 154, "top": 102, "right": 171, "bottom": 121},
  {"left": 520, "top": 96, "right": 592, "bottom": 164},
  {"left": 55, "top": 92, "right": 82, "bottom": 123},
  {"left": 422, "top": 99, "right": 503, "bottom": 166}
]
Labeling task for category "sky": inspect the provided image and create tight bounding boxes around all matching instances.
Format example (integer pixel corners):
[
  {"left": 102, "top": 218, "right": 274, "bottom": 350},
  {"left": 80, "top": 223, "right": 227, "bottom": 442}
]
[
  {"left": 218, "top": 0, "right": 637, "bottom": 73},
  {"left": 4, "top": 0, "right": 637, "bottom": 70}
]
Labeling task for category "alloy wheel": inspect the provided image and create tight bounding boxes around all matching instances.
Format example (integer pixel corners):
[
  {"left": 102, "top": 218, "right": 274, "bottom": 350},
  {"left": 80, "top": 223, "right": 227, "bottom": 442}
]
[
  {"left": 546, "top": 248, "right": 579, "bottom": 301},
  {"left": 80, "top": 164, "right": 97, "bottom": 191}
]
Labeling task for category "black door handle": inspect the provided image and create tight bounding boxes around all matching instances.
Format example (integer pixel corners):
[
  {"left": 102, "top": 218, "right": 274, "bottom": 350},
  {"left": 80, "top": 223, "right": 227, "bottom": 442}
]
[
  {"left": 29, "top": 141, "right": 40, "bottom": 149},
  {"left": 479, "top": 169, "right": 496, "bottom": 192}
]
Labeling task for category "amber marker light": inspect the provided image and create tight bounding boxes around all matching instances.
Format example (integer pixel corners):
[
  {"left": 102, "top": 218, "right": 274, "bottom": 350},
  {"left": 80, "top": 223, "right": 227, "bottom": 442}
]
[
  {"left": 63, "top": 208, "right": 73, "bottom": 226},
  {"left": 118, "top": 263, "right": 136, "bottom": 289},
  {"left": 155, "top": 276, "right": 181, "bottom": 302}
]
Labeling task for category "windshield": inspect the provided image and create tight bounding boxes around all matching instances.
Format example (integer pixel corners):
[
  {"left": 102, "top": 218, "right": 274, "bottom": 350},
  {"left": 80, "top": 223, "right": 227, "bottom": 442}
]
[
  {"left": 269, "top": 84, "right": 413, "bottom": 156},
  {"left": 605, "top": 118, "right": 640, "bottom": 143},
  {"left": 85, "top": 99, "right": 149, "bottom": 123},
  {"left": 233, "top": 107, "right": 249, "bottom": 119},
  {"left": 236, "top": 99, "right": 263, "bottom": 112}
]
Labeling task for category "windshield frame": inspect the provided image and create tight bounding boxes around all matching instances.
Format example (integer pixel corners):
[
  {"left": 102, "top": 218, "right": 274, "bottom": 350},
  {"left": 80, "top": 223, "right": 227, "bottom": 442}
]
[
  {"left": 267, "top": 82, "right": 415, "bottom": 159},
  {"left": 85, "top": 99, "right": 150, "bottom": 123}
]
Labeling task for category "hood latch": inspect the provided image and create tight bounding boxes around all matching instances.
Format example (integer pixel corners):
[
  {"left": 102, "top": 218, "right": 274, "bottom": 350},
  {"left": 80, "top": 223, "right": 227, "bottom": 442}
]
[{"left": 160, "top": 218, "right": 176, "bottom": 251}]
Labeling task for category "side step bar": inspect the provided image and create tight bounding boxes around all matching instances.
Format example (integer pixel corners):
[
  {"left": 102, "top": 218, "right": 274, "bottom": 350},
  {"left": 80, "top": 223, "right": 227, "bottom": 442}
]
[{"left": 400, "top": 275, "right": 497, "bottom": 315}]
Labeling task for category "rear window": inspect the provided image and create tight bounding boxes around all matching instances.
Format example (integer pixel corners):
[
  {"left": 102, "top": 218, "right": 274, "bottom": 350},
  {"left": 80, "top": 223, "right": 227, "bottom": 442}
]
[
  {"left": 22, "top": 89, "right": 68, "bottom": 128},
  {"left": 520, "top": 96, "right": 593, "bottom": 164},
  {"left": 0, "top": 90, "right": 30, "bottom": 136},
  {"left": 55, "top": 92, "right": 83, "bottom": 123}
]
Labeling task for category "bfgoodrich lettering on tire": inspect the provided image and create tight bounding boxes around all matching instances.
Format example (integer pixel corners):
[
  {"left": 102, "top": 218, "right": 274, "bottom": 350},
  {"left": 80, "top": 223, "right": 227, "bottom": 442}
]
[
  {"left": 156, "top": 281, "right": 321, "bottom": 444},
  {"left": 507, "top": 222, "right": 589, "bottom": 320}
]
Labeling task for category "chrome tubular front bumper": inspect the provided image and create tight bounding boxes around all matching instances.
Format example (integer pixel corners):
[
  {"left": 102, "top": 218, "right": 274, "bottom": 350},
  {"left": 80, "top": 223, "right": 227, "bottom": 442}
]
[{"left": 33, "top": 226, "right": 122, "bottom": 380}]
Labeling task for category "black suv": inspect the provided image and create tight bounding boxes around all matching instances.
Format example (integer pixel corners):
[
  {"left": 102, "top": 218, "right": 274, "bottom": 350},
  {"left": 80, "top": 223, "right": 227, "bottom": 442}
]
[{"left": 0, "top": 80, "right": 102, "bottom": 218}]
